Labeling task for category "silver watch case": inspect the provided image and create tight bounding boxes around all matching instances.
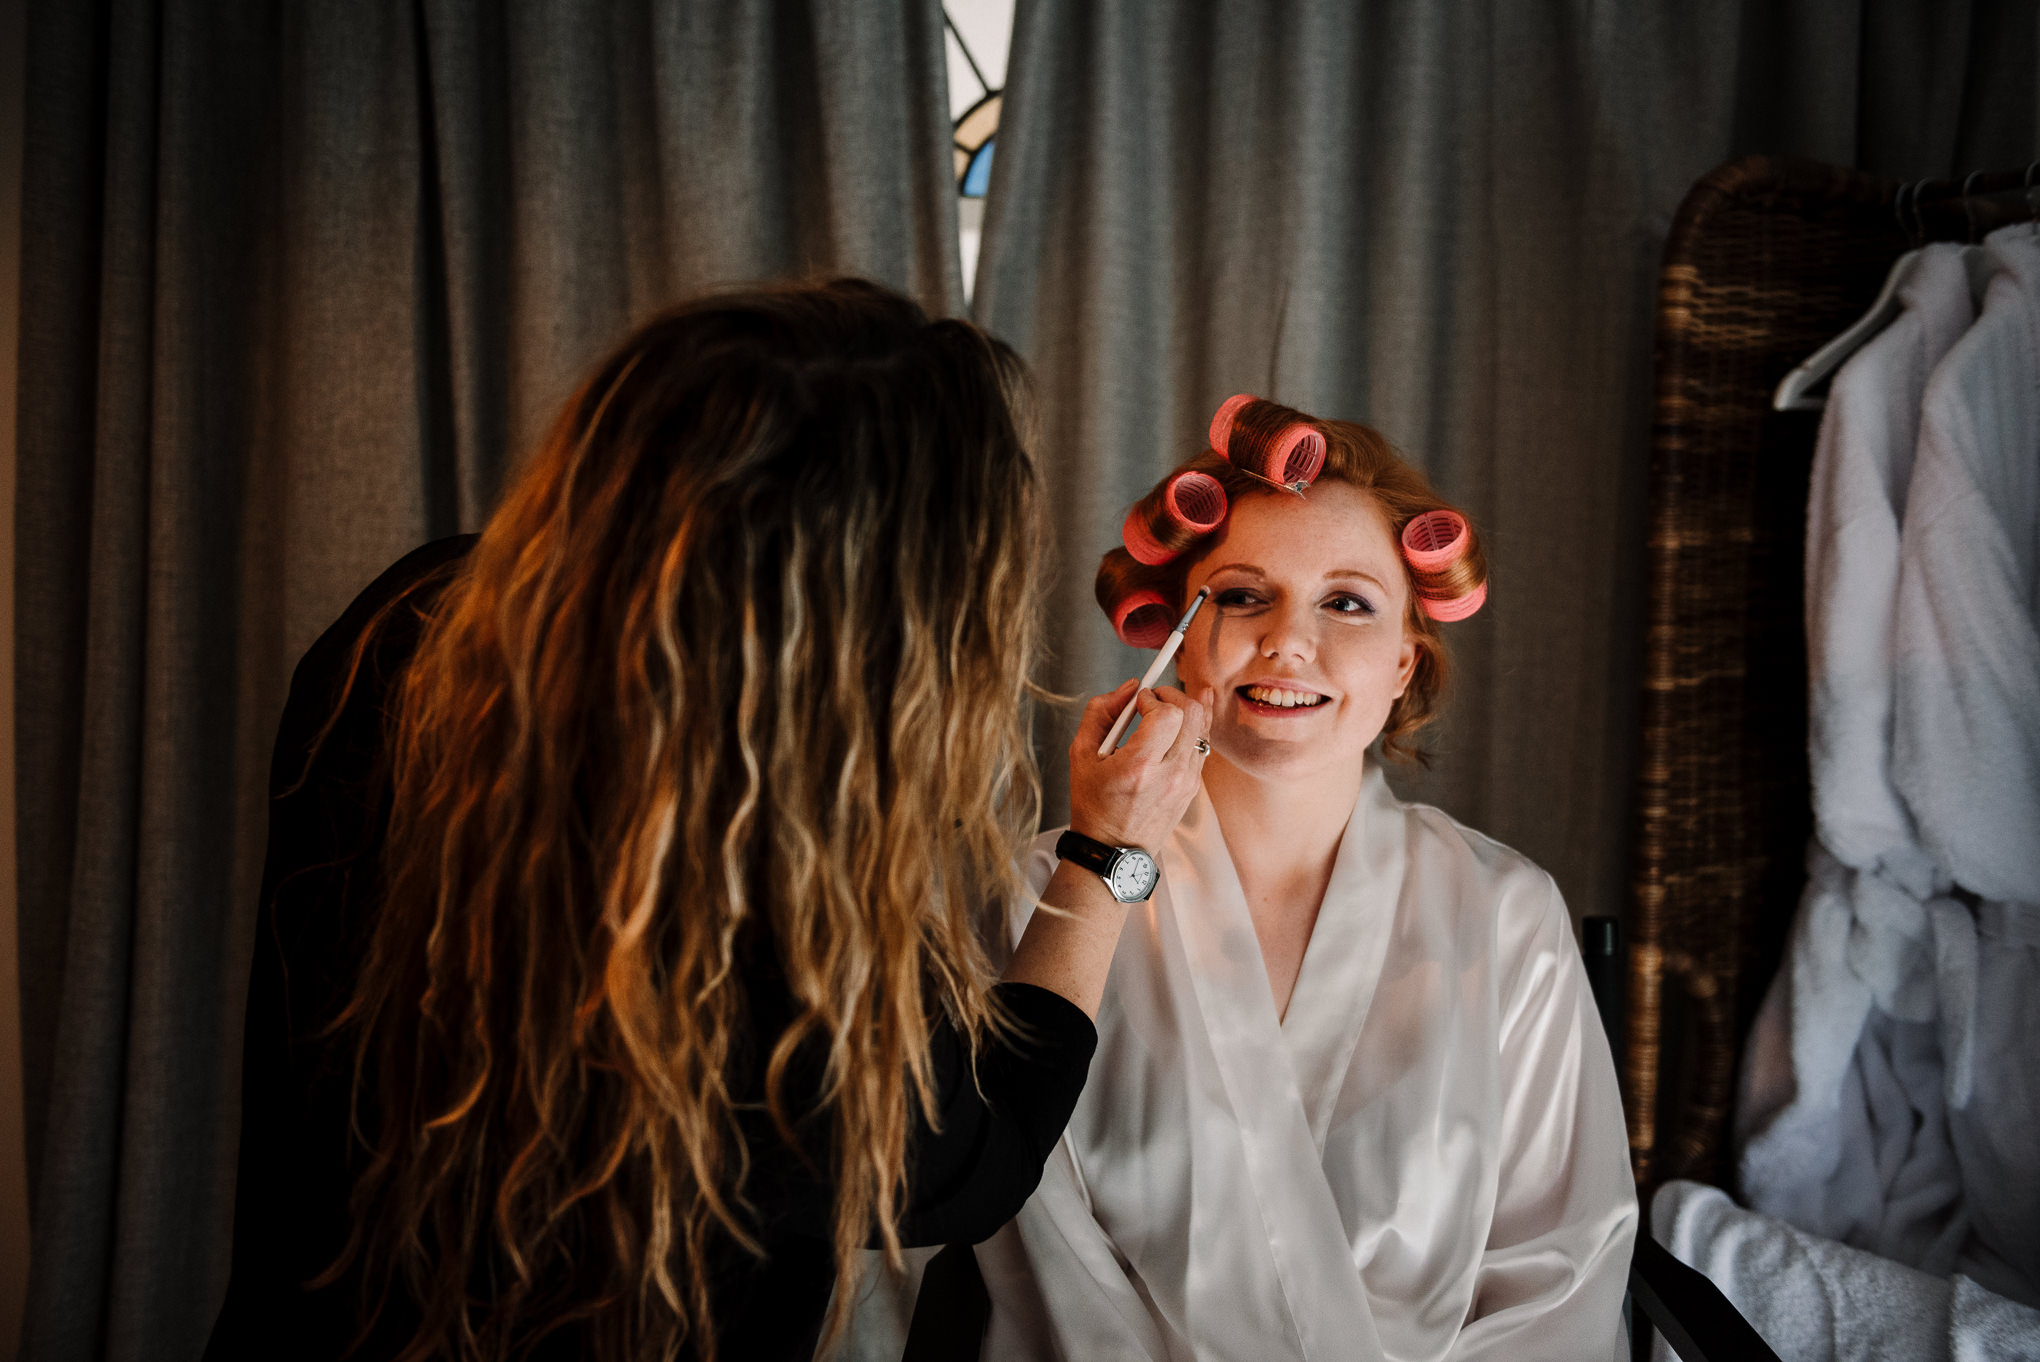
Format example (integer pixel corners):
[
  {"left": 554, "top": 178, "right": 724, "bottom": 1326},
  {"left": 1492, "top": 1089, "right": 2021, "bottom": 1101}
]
[{"left": 1102, "top": 846, "right": 1159, "bottom": 903}]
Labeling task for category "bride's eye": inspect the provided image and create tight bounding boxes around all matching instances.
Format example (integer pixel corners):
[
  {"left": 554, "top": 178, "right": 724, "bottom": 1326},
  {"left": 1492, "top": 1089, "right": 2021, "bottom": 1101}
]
[
  {"left": 1324, "top": 593, "right": 1375, "bottom": 616},
  {"left": 1214, "top": 588, "right": 1263, "bottom": 608}
]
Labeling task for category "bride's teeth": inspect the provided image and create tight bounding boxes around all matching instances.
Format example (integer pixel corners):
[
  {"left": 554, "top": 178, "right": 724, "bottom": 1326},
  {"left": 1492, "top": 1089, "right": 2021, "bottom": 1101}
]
[{"left": 1244, "top": 686, "right": 1322, "bottom": 708}]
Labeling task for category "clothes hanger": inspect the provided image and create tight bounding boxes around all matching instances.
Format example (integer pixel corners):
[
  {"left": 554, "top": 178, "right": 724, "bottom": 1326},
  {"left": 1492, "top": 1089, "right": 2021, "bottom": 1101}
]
[
  {"left": 1956, "top": 173, "right": 1999, "bottom": 303},
  {"left": 1771, "top": 181, "right": 1925, "bottom": 412}
]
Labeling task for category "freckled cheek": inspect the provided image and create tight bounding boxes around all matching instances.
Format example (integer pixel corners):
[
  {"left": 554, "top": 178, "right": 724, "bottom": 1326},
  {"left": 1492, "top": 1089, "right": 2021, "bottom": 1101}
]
[{"left": 1320, "top": 632, "right": 1407, "bottom": 713}]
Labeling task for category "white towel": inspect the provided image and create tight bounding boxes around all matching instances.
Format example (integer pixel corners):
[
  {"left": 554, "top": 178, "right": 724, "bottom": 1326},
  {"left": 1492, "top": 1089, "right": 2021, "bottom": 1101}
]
[
  {"left": 1650, "top": 1180, "right": 2040, "bottom": 1362},
  {"left": 1953, "top": 1275, "right": 2040, "bottom": 1362}
]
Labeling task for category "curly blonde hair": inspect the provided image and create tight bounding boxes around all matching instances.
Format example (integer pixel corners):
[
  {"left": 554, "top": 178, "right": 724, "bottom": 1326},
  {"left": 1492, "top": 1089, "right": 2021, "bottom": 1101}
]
[
  {"left": 1097, "top": 408, "right": 1486, "bottom": 765},
  {"left": 332, "top": 280, "right": 1042, "bottom": 1361}
]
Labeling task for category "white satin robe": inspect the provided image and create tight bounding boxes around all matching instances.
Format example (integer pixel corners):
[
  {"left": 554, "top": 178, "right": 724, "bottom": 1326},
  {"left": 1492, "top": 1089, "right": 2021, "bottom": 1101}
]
[{"left": 976, "top": 763, "right": 1637, "bottom": 1361}]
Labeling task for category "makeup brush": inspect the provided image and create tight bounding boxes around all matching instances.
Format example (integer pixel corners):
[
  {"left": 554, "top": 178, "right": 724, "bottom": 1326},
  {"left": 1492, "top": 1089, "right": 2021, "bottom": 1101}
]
[{"left": 1098, "top": 587, "right": 1211, "bottom": 756}]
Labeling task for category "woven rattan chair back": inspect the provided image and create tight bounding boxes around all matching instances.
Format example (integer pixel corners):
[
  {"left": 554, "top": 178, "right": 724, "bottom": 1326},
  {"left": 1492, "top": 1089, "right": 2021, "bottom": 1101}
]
[{"left": 1626, "top": 155, "right": 1909, "bottom": 1193}]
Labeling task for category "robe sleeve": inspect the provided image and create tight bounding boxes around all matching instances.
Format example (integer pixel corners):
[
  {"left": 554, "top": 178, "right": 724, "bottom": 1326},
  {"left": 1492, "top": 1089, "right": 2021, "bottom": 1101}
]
[{"left": 1453, "top": 874, "right": 1638, "bottom": 1361}]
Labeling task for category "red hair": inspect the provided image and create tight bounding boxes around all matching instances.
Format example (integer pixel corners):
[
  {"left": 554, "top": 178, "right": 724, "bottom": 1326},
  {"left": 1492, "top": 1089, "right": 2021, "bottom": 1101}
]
[{"left": 1096, "top": 404, "right": 1487, "bottom": 765}]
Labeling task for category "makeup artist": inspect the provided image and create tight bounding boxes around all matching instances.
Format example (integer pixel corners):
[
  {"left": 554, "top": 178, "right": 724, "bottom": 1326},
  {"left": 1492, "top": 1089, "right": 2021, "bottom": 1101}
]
[{"left": 202, "top": 280, "right": 1211, "bottom": 1362}]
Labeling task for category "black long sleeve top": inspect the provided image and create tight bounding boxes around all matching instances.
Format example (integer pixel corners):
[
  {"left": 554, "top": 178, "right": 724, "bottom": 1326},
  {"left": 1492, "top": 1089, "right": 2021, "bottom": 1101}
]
[{"left": 203, "top": 538, "right": 1096, "bottom": 1362}]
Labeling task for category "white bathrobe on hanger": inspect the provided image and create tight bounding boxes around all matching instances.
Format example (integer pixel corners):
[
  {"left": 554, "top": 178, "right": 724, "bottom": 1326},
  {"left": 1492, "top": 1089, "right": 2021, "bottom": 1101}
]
[
  {"left": 1736, "top": 243, "right": 1985, "bottom": 1271},
  {"left": 976, "top": 764, "right": 1637, "bottom": 1362},
  {"left": 1889, "top": 223, "right": 2040, "bottom": 1309},
  {"left": 1893, "top": 225, "right": 2040, "bottom": 910}
]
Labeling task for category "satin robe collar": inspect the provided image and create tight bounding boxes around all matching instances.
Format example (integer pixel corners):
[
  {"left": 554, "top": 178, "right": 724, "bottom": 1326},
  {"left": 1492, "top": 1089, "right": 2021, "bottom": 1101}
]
[{"left": 1154, "top": 760, "right": 1407, "bottom": 1361}]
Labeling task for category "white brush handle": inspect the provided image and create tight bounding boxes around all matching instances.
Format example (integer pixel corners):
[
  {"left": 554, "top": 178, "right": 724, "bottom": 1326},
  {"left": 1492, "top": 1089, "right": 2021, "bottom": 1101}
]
[{"left": 1097, "top": 632, "right": 1187, "bottom": 756}]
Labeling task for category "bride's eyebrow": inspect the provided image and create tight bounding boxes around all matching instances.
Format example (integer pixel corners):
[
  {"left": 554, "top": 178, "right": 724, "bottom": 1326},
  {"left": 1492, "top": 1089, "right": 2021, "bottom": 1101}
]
[{"left": 1203, "top": 564, "right": 1392, "bottom": 593}]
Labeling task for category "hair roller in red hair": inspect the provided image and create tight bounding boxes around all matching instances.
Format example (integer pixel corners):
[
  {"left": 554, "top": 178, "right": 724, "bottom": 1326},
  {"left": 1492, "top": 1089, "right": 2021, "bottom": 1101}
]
[
  {"left": 1400, "top": 509, "right": 1487, "bottom": 621},
  {"left": 1121, "top": 470, "right": 1229, "bottom": 566},
  {"left": 1112, "top": 588, "right": 1176, "bottom": 648},
  {"left": 1208, "top": 393, "right": 1326, "bottom": 492},
  {"left": 1208, "top": 394, "right": 1256, "bottom": 454}
]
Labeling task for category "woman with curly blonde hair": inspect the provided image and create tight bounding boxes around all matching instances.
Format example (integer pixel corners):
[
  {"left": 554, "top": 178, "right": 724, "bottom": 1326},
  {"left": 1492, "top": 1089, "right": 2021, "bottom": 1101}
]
[
  {"left": 977, "top": 398, "right": 1638, "bottom": 1361},
  {"left": 203, "top": 280, "right": 1210, "bottom": 1362}
]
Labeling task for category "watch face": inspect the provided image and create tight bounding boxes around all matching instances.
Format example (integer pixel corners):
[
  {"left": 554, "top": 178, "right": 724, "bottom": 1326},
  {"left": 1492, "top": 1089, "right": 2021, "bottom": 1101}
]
[{"left": 1110, "top": 849, "right": 1159, "bottom": 902}]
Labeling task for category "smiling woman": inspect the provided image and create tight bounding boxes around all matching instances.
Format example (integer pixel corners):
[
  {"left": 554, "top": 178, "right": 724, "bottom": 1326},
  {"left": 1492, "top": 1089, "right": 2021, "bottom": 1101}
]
[
  {"left": 1096, "top": 401, "right": 1488, "bottom": 766},
  {"left": 969, "top": 398, "right": 1637, "bottom": 1362}
]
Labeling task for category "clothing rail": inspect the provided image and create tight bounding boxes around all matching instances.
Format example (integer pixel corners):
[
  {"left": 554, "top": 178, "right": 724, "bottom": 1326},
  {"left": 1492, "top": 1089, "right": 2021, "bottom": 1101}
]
[
  {"left": 1624, "top": 154, "right": 2038, "bottom": 1198},
  {"left": 1902, "top": 165, "right": 2040, "bottom": 242}
]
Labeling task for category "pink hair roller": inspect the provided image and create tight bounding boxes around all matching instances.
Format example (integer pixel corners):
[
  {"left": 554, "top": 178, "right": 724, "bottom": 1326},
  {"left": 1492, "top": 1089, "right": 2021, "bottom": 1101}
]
[
  {"left": 1208, "top": 393, "right": 1327, "bottom": 490},
  {"left": 1121, "top": 470, "right": 1229, "bottom": 566},
  {"left": 1400, "top": 509, "right": 1469, "bottom": 572},
  {"left": 1112, "top": 588, "right": 1176, "bottom": 648},
  {"left": 1418, "top": 580, "right": 1487, "bottom": 622},
  {"left": 1400, "top": 509, "right": 1487, "bottom": 621},
  {"left": 1208, "top": 393, "right": 1256, "bottom": 453}
]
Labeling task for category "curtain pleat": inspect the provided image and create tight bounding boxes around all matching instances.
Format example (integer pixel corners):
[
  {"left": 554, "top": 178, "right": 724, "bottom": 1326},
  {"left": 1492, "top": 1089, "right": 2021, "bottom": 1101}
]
[
  {"left": 14, "top": 4, "right": 959, "bottom": 1358},
  {"left": 974, "top": 0, "right": 2036, "bottom": 930}
]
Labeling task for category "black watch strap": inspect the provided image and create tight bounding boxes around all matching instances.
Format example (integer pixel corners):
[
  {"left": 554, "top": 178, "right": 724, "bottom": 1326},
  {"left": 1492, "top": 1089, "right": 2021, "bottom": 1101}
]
[{"left": 1055, "top": 829, "right": 1119, "bottom": 876}]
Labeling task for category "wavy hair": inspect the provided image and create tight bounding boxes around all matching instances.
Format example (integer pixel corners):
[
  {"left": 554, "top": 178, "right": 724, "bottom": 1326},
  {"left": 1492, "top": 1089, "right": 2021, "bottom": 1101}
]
[
  {"left": 1097, "top": 411, "right": 1487, "bottom": 765},
  {"left": 332, "top": 280, "right": 1042, "bottom": 1360}
]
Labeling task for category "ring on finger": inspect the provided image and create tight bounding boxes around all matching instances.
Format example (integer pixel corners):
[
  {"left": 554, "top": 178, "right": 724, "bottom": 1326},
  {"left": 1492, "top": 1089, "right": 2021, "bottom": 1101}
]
[{"left": 1194, "top": 737, "right": 1211, "bottom": 756}]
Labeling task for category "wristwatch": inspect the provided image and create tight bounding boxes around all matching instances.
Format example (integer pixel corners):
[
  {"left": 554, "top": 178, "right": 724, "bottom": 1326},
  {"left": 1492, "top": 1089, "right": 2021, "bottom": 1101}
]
[{"left": 1055, "top": 829, "right": 1160, "bottom": 903}]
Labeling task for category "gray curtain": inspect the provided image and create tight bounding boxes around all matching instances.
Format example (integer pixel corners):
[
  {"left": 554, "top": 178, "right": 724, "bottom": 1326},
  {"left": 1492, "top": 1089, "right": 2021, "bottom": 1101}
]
[
  {"left": 975, "top": 0, "right": 2038, "bottom": 928},
  {"left": 13, "top": 3, "right": 959, "bottom": 1358}
]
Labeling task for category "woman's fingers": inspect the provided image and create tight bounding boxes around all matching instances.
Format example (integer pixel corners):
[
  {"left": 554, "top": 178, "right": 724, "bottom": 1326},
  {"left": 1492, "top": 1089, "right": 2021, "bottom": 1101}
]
[
  {"left": 1120, "top": 687, "right": 1186, "bottom": 757},
  {"left": 1068, "top": 682, "right": 1212, "bottom": 850},
  {"left": 1072, "top": 678, "right": 1140, "bottom": 756}
]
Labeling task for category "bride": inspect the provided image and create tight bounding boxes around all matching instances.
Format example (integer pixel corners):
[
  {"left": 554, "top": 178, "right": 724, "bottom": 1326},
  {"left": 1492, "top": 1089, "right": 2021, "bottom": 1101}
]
[{"left": 976, "top": 397, "right": 1637, "bottom": 1361}]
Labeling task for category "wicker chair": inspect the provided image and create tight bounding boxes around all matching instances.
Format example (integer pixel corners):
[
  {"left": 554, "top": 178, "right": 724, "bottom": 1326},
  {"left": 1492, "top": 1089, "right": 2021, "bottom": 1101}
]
[{"left": 1624, "top": 155, "right": 1908, "bottom": 1195}]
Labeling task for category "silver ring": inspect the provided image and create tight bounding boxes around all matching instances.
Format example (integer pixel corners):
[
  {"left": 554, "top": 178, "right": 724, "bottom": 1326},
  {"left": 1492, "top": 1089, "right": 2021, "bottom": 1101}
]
[{"left": 1194, "top": 737, "right": 1211, "bottom": 755}]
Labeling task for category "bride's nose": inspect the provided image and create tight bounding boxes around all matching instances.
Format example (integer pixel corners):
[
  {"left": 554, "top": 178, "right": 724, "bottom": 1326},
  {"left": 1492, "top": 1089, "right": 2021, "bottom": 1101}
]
[{"left": 1257, "top": 601, "right": 1316, "bottom": 664}]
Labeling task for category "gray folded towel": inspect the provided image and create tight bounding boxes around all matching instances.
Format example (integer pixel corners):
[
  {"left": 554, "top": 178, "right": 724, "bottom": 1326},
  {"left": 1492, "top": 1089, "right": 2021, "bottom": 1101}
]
[{"left": 1652, "top": 1180, "right": 2040, "bottom": 1361}]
